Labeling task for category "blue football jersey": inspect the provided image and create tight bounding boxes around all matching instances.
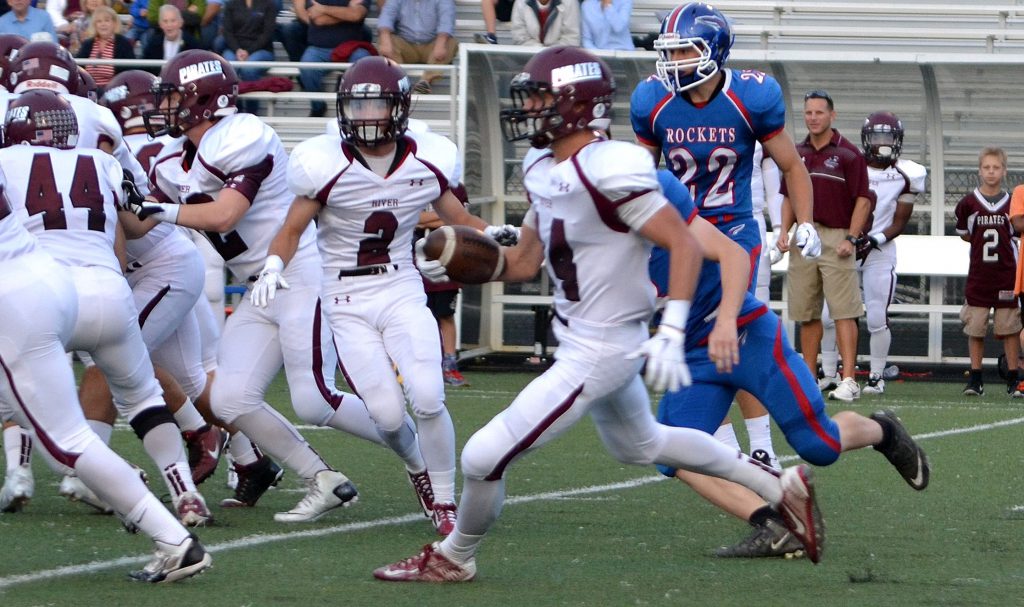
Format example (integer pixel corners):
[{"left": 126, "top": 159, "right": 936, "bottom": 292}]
[
  {"left": 631, "top": 68, "right": 786, "bottom": 222},
  {"left": 649, "top": 170, "right": 766, "bottom": 350}
]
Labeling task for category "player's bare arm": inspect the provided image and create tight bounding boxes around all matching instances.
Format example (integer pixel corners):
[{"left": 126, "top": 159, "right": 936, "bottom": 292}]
[
  {"left": 433, "top": 188, "right": 489, "bottom": 231},
  {"left": 175, "top": 187, "right": 251, "bottom": 233},
  {"left": 267, "top": 195, "right": 321, "bottom": 266},
  {"left": 838, "top": 195, "right": 872, "bottom": 258},
  {"left": 639, "top": 204, "right": 701, "bottom": 303},
  {"left": 764, "top": 132, "right": 813, "bottom": 226},
  {"left": 496, "top": 224, "right": 544, "bottom": 282},
  {"left": 885, "top": 196, "right": 916, "bottom": 241}
]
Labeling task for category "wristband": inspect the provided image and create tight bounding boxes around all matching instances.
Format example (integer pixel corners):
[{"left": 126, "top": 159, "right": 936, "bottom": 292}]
[
  {"left": 844, "top": 235, "right": 858, "bottom": 245},
  {"left": 158, "top": 203, "right": 180, "bottom": 224},
  {"left": 661, "top": 299, "right": 691, "bottom": 330},
  {"left": 869, "top": 232, "right": 887, "bottom": 246}
]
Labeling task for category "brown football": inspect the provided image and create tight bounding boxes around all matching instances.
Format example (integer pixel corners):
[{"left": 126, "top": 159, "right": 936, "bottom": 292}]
[{"left": 423, "top": 225, "right": 505, "bottom": 284}]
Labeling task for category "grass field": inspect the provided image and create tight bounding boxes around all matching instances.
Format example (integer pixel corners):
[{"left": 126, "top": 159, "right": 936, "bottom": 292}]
[{"left": 1, "top": 370, "right": 1023, "bottom": 606}]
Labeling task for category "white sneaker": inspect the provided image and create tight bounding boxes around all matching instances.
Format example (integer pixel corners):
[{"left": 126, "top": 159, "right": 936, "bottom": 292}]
[
  {"left": 129, "top": 534, "right": 212, "bottom": 583},
  {"left": 0, "top": 464, "right": 34, "bottom": 513},
  {"left": 862, "top": 373, "right": 886, "bottom": 395},
  {"left": 273, "top": 470, "right": 359, "bottom": 523},
  {"left": 828, "top": 377, "right": 861, "bottom": 402},
  {"left": 817, "top": 374, "right": 841, "bottom": 391},
  {"left": 59, "top": 475, "right": 113, "bottom": 513}
]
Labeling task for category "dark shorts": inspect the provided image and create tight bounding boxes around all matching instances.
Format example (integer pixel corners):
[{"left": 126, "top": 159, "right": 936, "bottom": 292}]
[
  {"left": 426, "top": 289, "right": 458, "bottom": 319},
  {"left": 496, "top": 0, "right": 514, "bottom": 21}
]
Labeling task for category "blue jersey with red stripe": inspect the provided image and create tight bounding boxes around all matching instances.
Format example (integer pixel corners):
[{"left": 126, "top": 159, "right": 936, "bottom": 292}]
[
  {"left": 630, "top": 68, "right": 786, "bottom": 222},
  {"left": 649, "top": 170, "right": 766, "bottom": 350}
]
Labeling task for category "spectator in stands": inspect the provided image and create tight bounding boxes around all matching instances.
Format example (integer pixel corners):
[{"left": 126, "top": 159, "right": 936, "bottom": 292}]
[
  {"left": 295, "top": 0, "right": 373, "bottom": 117},
  {"left": 45, "top": 0, "right": 83, "bottom": 41},
  {"left": 473, "top": 0, "right": 513, "bottom": 44},
  {"left": 510, "top": 0, "right": 579, "bottom": 47},
  {"left": 955, "top": 147, "right": 1020, "bottom": 397},
  {"left": 278, "top": 0, "right": 309, "bottom": 63},
  {"left": 222, "top": 0, "right": 276, "bottom": 113},
  {"left": 76, "top": 6, "right": 135, "bottom": 86},
  {"left": 200, "top": 0, "right": 223, "bottom": 50},
  {"left": 142, "top": 4, "right": 202, "bottom": 67},
  {"left": 581, "top": 0, "right": 633, "bottom": 50},
  {"left": 148, "top": 0, "right": 206, "bottom": 39},
  {"left": 378, "top": 0, "right": 457, "bottom": 94},
  {"left": 778, "top": 90, "right": 871, "bottom": 402},
  {"left": 0, "top": 0, "right": 57, "bottom": 42},
  {"left": 126, "top": 0, "right": 151, "bottom": 43}
]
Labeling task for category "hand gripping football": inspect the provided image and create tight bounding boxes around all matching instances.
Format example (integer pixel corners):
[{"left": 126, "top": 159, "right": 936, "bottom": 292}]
[{"left": 423, "top": 225, "right": 506, "bottom": 284}]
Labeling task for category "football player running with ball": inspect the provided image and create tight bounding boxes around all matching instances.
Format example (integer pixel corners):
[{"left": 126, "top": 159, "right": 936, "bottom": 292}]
[
  {"left": 256, "top": 56, "right": 518, "bottom": 535},
  {"left": 372, "top": 46, "right": 825, "bottom": 583}
]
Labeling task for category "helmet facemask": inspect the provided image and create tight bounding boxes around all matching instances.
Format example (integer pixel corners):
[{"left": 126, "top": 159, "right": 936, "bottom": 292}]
[
  {"left": 861, "top": 118, "right": 904, "bottom": 166},
  {"left": 500, "top": 75, "right": 566, "bottom": 148},
  {"left": 654, "top": 34, "right": 719, "bottom": 93},
  {"left": 144, "top": 80, "right": 181, "bottom": 137},
  {"left": 337, "top": 85, "right": 409, "bottom": 148}
]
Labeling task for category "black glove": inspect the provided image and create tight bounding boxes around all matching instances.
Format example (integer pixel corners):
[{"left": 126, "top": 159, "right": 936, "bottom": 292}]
[{"left": 855, "top": 234, "right": 880, "bottom": 263}]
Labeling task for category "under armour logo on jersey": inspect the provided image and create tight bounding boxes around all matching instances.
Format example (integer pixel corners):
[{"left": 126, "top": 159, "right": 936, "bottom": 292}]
[
  {"left": 558, "top": 182, "right": 570, "bottom": 192},
  {"left": 334, "top": 296, "right": 351, "bottom": 304},
  {"left": 409, "top": 179, "right": 424, "bottom": 186}
]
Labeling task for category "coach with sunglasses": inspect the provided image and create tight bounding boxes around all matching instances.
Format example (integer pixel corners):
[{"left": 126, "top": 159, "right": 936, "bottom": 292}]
[{"left": 778, "top": 89, "right": 873, "bottom": 402}]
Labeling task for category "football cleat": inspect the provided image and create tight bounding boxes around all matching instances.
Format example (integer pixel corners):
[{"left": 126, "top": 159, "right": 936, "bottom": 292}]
[
  {"left": 828, "top": 377, "right": 861, "bottom": 402},
  {"left": 183, "top": 425, "right": 227, "bottom": 485},
  {"left": 714, "top": 517, "right": 805, "bottom": 559},
  {"left": 870, "top": 410, "right": 930, "bottom": 490},
  {"left": 220, "top": 455, "right": 284, "bottom": 508},
  {"left": 0, "top": 464, "right": 34, "bottom": 513},
  {"left": 1008, "top": 381, "right": 1023, "bottom": 398},
  {"left": 962, "top": 378, "right": 984, "bottom": 396},
  {"left": 817, "top": 373, "right": 840, "bottom": 391},
  {"left": 776, "top": 465, "right": 825, "bottom": 564},
  {"left": 174, "top": 491, "right": 213, "bottom": 527},
  {"left": 443, "top": 369, "right": 467, "bottom": 387},
  {"left": 129, "top": 534, "right": 212, "bottom": 583},
  {"left": 373, "top": 542, "right": 476, "bottom": 582},
  {"left": 408, "top": 470, "right": 435, "bottom": 517},
  {"left": 59, "top": 474, "right": 114, "bottom": 514},
  {"left": 862, "top": 373, "right": 886, "bottom": 395},
  {"left": 273, "top": 469, "right": 358, "bottom": 523},
  {"left": 750, "top": 448, "right": 781, "bottom": 472},
  {"left": 431, "top": 502, "right": 457, "bottom": 536}
]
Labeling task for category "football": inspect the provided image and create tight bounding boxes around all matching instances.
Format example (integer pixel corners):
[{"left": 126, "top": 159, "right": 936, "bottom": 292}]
[{"left": 423, "top": 225, "right": 505, "bottom": 284}]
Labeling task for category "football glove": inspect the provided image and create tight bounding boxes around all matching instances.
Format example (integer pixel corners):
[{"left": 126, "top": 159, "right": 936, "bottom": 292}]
[
  {"left": 628, "top": 324, "right": 691, "bottom": 393},
  {"left": 484, "top": 224, "right": 520, "bottom": 246},
  {"left": 855, "top": 234, "right": 881, "bottom": 262},
  {"left": 250, "top": 255, "right": 290, "bottom": 307},
  {"left": 414, "top": 238, "right": 450, "bottom": 283},
  {"left": 794, "top": 222, "right": 821, "bottom": 259},
  {"left": 767, "top": 230, "right": 785, "bottom": 265}
]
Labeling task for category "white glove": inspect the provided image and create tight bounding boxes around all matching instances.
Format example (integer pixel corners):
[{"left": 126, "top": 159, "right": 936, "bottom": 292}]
[
  {"left": 794, "top": 222, "right": 822, "bottom": 259},
  {"left": 767, "top": 230, "right": 784, "bottom": 265},
  {"left": 414, "top": 238, "right": 450, "bottom": 283},
  {"left": 627, "top": 300, "right": 692, "bottom": 392},
  {"left": 484, "top": 224, "right": 520, "bottom": 246},
  {"left": 132, "top": 200, "right": 180, "bottom": 223},
  {"left": 250, "top": 255, "right": 290, "bottom": 307}
]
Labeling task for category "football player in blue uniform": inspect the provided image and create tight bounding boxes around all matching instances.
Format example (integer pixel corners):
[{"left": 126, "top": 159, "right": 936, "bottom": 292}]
[
  {"left": 650, "top": 169, "right": 930, "bottom": 559},
  {"left": 631, "top": 2, "right": 822, "bottom": 555}
]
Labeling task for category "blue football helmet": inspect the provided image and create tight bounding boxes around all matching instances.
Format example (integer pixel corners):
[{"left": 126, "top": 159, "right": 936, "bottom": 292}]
[{"left": 654, "top": 3, "right": 734, "bottom": 94}]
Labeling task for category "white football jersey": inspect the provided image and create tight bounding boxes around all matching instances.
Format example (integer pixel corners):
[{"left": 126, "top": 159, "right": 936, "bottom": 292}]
[
  {"left": 0, "top": 183, "right": 37, "bottom": 262},
  {"left": 868, "top": 158, "right": 927, "bottom": 238},
  {"left": 322, "top": 118, "right": 462, "bottom": 185},
  {"left": 124, "top": 132, "right": 175, "bottom": 176},
  {"left": 289, "top": 130, "right": 458, "bottom": 273},
  {"left": 151, "top": 112, "right": 310, "bottom": 281},
  {"left": 122, "top": 131, "right": 183, "bottom": 267},
  {"left": 64, "top": 95, "right": 150, "bottom": 194},
  {"left": 0, "top": 146, "right": 123, "bottom": 273},
  {"left": 522, "top": 140, "right": 665, "bottom": 325}
]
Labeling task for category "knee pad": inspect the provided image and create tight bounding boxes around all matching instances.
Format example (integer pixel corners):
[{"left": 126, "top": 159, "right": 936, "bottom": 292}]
[
  {"left": 128, "top": 406, "right": 178, "bottom": 440},
  {"left": 289, "top": 384, "right": 336, "bottom": 427},
  {"left": 866, "top": 309, "right": 889, "bottom": 334},
  {"left": 460, "top": 424, "right": 514, "bottom": 481}
]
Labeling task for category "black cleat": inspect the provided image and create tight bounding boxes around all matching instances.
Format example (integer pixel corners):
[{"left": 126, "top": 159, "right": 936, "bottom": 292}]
[
  {"left": 870, "top": 410, "right": 930, "bottom": 490},
  {"left": 129, "top": 534, "right": 212, "bottom": 583},
  {"left": 962, "top": 379, "right": 984, "bottom": 396},
  {"left": 714, "top": 517, "right": 805, "bottom": 559},
  {"left": 220, "top": 455, "right": 284, "bottom": 507}
]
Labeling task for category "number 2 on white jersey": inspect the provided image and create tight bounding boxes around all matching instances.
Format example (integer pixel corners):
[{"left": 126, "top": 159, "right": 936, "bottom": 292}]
[{"left": 667, "top": 146, "right": 738, "bottom": 209}]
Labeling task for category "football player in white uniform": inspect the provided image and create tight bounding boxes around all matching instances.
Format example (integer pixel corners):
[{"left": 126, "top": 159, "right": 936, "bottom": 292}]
[
  {"left": 133, "top": 50, "right": 393, "bottom": 522},
  {"left": 373, "top": 47, "right": 824, "bottom": 582},
  {"left": 0, "top": 90, "right": 211, "bottom": 525},
  {"left": 255, "top": 57, "right": 516, "bottom": 535},
  {"left": 819, "top": 112, "right": 925, "bottom": 394},
  {"left": 0, "top": 146, "right": 212, "bottom": 583}
]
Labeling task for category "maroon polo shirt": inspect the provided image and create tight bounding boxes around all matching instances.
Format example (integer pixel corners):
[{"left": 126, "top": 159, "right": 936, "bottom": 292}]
[{"left": 783, "top": 129, "right": 871, "bottom": 230}]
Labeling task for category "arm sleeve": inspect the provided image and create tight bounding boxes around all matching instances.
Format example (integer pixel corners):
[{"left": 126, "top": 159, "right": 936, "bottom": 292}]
[
  {"left": 287, "top": 141, "right": 325, "bottom": 199},
  {"left": 848, "top": 152, "right": 872, "bottom": 200},
  {"left": 438, "top": 0, "right": 456, "bottom": 36},
  {"left": 762, "top": 156, "right": 783, "bottom": 226},
  {"left": 750, "top": 76, "right": 787, "bottom": 141},
  {"left": 954, "top": 199, "right": 969, "bottom": 236},
  {"left": 377, "top": 0, "right": 397, "bottom": 31}
]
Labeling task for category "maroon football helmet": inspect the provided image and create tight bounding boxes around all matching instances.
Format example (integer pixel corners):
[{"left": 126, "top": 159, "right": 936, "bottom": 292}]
[
  {"left": 3, "top": 89, "right": 79, "bottom": 149},
  {"left": 101, "top": 70, "right": 159, "bottom": 132},
  {"left": 77, "top": 67, "right": 98, "bottom": 102},
  {"left": 0, "top": 34, "right": 27, "bottom": 90},
  {"left": 8, "top": 41, "right": 79, "bottom": 95},
  {"left": 336, "top": 56, "right": 411, "bottom": 148},
  {"left": 500, "top": 46, "right": 615, "bottom": 148},
  {"left": 145, "top": 49, "right": 238, "bottom": 137},
  {"left": 861, "top": 111, "right": 904, "bottom": 167}
]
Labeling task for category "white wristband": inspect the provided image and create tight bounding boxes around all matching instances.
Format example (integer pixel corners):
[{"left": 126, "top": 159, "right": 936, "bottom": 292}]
[
  {"left": 158, "top": 203, "right": 180, "bottom": 224},
  {"left": 870, "top": 232, "right": 887, "bottom": 246},
  {"left": 661, "top": 299, "right": 691, "bottom": 330}
]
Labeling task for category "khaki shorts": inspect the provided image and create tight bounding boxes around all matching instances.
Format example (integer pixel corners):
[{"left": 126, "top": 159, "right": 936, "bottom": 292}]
[
  {"left": 787, "top": 224, "right": 863, "bottom": 322},
  {"left": 960, "top": 304, "right": 1023, "bottom": 338}
]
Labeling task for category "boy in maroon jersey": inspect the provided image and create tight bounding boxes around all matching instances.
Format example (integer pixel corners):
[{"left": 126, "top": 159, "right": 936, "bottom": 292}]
[{"left": 954, "top": 147, "right": 1022, "bottom": 397}]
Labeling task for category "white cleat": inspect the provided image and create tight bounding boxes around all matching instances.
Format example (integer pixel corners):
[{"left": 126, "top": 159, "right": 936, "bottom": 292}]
[
  {"left": 0, "top": 464, "right": 34, "bottom": 513},
  {"left": 862, "top": 373, "right": 886, "bottom": 395},
  {"left": 817, "top": 374, "right": 840, "bottom": 391},
  {"left": 129, "top": 534, "right": 212, "bottom": 583},
  {"left": 828, "top": 377, "right": 861, "bottom": 402},
  {"left": 273, "top": 470, "right": 358, "bottom": 523},
  {"left": 59, "top": 475, "right": 113, "bottom": 514}
]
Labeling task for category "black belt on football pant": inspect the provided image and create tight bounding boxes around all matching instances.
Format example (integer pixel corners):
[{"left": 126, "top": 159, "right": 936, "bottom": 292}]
[{"left": 338, "top": 264, "right": 398, "bottom": 278}]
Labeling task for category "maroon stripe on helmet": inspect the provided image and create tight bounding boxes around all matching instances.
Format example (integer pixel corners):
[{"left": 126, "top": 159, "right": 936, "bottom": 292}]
[
  {"left": 312, "top": 297, "right": 344, "bottom": 410},
  {"left": 137, "top": 284, "right": 171, "bottom": 328},
  {"left": 0, "top": 353, "right": 80, "bottom": 468},
  {"left": 484, "top": 383, "right": 584, "bottom": 481}
]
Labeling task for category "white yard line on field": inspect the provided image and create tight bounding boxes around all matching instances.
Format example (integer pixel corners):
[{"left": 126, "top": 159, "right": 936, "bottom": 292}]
[{"left": 3, "top": 415, "right": 1023, "bottom": 590}]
